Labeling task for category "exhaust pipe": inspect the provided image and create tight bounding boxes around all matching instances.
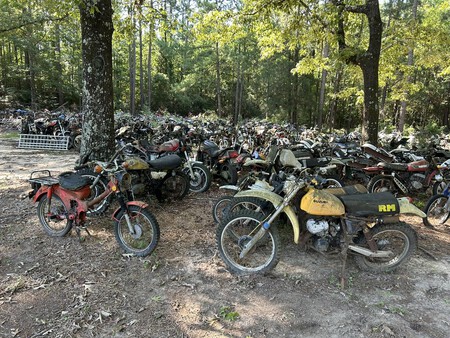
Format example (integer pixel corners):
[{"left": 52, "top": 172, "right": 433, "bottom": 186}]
[{"left": 349, "top": 245, "right": 393, "bottom": 258}]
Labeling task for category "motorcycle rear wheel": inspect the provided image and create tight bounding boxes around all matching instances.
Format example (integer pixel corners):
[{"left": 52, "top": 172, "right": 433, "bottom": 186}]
[
  {"left": 217, "top": 209, "right": 281, "bottom": 275},
  {"left": 212, "top": 195, "right": 234, "bottom": 224},
  {"left": 218, "top": 162, "right": 238, "bottom": 185},
  {"left": 37, "top": 194, "right": 73, "bottom": 237},
  {"left": 367, "top": 175, "right": 398, "bottom": 194},
  {"left": 114, "top": 205, "right": 160, "bottom": 257},
  {"left": 423, "top": 194, "right": 450, "bottom": 228},
  {"left": 161, "top": 170, "right": 190, "bottom": 200},
  {"left": 353, "top": 222, "right": 417, "bottom": 273}
]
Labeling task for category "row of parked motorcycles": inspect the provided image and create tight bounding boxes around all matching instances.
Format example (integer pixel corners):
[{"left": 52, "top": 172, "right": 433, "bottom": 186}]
[{"left": 26, "top": 114, "right": 450, "bottom": 280}]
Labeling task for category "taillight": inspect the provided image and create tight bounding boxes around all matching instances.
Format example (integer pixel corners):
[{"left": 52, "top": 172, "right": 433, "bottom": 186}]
[{"left": 228, "top": 150, "right": 238, "bottom": 158}]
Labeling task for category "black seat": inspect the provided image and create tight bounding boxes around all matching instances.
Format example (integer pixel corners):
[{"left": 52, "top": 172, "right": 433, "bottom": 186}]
[
  {"left": 378, "top": 162, "right": 409, "bottom": 171},
  {"left": 147, "top": 154, "right": 182, "bottom": 170},
  {"left": 338, "top": 191, "right": 399, "bottom": 217},
  {"left": 58, "top": 172, "right": 91, "bottom": 191}
]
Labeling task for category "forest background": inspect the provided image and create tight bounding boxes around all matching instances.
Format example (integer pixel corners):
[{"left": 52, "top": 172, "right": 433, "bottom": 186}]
[{"left": 0, "top": 0, "right": 449, "bottom": 136}]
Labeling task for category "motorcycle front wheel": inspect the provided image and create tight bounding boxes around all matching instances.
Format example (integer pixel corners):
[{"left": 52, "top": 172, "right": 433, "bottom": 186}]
[
  {"left": 423, "top": 194, "right": 450, "bottom": 228},
  {"left": 37, "top": 194, "right": 73, "bottom": 237},
  {"left": 353, "top": 222, "right": 417, "bottom": 273},
  {"left": 367, "top": 175, "right": 398, "bottom": 194},
  {"left": 113, "top": 205, "right": 160, "bottom": 257},
  {"left": 161, "top": 170, "right": 190, "bottom": 200},
  {"left": 184, "top": 163, "right": 212, "bottom": 193},
  {"left": 216, "top": 209, "right": 281, "bottom": 275}
]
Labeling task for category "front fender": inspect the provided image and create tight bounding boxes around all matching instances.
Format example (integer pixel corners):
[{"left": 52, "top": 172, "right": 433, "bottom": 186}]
[
  {"left": 112, "top": 200, "right": 149, "bottom": 220},
  {"left": 234, "top": 189, "right": 300, "bottom": 244},
  {"left": 243, "top": 159, "right": 268, "bottom": 167}
]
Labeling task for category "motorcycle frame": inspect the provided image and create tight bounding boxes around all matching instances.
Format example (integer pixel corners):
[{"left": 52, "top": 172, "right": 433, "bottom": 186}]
[{"left": 32, "top": 173, "right": 148, "bottom": 228}]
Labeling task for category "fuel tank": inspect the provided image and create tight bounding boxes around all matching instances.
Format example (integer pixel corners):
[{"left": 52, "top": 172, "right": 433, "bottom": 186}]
[{"left": 300, "top": 189, "right": 345, "bottom": 216}]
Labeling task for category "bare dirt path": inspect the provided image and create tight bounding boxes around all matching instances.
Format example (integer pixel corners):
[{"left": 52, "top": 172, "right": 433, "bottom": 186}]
[{"left": 0, "top": 137, "right": 449, "bottom": 338}]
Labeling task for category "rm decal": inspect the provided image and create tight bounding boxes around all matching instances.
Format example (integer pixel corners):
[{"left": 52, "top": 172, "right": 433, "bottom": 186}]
[{"left": 378, "top": 204, "right": 396, "bottom": 212}]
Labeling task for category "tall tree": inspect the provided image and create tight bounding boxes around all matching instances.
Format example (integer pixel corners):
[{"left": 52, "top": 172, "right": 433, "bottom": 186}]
[
  {"left": 79, "top": 0, "right": 115, "bottom": 160},
  {"left": 335, "top": 0, "right": 383, "bottom": 144}
]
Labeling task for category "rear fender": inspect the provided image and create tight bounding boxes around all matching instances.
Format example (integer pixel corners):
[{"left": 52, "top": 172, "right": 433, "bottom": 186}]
[
  {"left": 32, "top": 186, "right": 50, "bottom": 203},
  {"left": 397, "top": 197, "right": 426, "bottom": 218},
  {"left": 234, "top": 189, "right": 300, "bottom": 244},
  {"left": 112, "top": 200, "right": 149, "bottom": 220}
]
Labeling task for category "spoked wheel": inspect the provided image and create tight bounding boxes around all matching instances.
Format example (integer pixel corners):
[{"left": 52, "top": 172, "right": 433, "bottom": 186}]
[
  {"left": 37, "top": 194, "right": 73, "bottom": 237},
  {"left": 227, "top": 197, "right": 271, "bottom": 215},
  {"left": 353, "top": 222, "right": 417, "bottom": 273},
  {"left": 322, "top": 176, "right": 344, "bottom": 189},
  {"left": 114, "top": 205, "right": 160, "bottom": 257},
  {"left": 432, "top": 181, "right": 448, "bottom": 196},
  {"left": 216, "top": 209, "right": 281, "bottom": 275},
  {"left": 212, "top": 195, "right": 234, "bottom": 224},
  {"left": 423, "top": 194, "right": 450, "bottom": 228},
  {"left": 367, "top": 175, "right": 398, "bottom": 194},
  {"left": 184, "top": 163, "right": 212, "bottom": 193},
  {"left": 161, "top": 170, "right": 190, "bottom": 200}
]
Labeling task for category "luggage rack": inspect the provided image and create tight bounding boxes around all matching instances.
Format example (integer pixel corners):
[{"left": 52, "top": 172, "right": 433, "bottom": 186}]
[
  {"left": 18, "top": 134, "right": 70, "bottom": 150},
  {"left": 29, "top": 170, "right": 59, "bottom": 186}
]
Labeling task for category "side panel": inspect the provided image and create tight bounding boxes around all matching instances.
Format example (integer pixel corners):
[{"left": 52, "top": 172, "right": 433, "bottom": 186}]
[{"left": 234, "top": 190, "right": 300, "bottom": 244}]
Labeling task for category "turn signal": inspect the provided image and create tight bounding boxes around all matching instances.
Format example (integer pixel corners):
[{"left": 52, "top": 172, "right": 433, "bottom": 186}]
[{"left": 94, "top": 165, "right": 102, "bottom": 173}]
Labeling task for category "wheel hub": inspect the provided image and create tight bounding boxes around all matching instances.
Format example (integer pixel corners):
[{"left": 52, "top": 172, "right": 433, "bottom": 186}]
[{"left": 131, "top": 224, "right": 143, "bottom": 239}]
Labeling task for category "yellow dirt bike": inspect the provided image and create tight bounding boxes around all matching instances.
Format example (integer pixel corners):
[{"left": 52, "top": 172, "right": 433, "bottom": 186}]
[{"left": 216, "top": 169, "right": 425, "bottom": 275}]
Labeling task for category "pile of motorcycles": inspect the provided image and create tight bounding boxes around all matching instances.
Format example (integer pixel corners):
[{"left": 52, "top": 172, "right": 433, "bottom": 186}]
[{"left": 26, "top": 113, "right": 450, "bottom": 278}]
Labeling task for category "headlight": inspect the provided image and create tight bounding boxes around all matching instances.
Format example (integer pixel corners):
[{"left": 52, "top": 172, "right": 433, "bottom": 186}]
[{"left": 115, "top": 171, "right": 132, "bottom": 190}]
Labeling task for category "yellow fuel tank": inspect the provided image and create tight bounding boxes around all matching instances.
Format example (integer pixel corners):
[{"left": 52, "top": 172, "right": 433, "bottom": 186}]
[
  {"left": 300, "top": 189, "right": 345, "bottom": 216},
  {"left": 124, "top": 157, "right": 149, "bottom": 170}
]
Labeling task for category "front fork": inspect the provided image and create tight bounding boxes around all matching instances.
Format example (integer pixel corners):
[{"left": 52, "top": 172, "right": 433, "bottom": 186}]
[{"left": 239, "top": 185, "right": 302, "bottom": 258}]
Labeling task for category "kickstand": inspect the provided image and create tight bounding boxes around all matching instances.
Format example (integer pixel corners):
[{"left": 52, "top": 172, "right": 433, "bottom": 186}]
[{"left": 75, "top": 225, "right": 92, "bottom": 242}]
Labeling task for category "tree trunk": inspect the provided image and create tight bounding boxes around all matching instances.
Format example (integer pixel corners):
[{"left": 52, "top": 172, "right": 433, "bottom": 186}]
[
  {"left": 79, "top": 0, "right": 115, "bottom": 161},
  {"left": 139, "top": 18, "right": 145, "bottom": 109},
  {"left": 318, "top": 42, "right": 329, "bottom": 132},
  {"left": 335, "top": 0, "right": 382, "bottom": 145},
  {"left": 398, "top": 0, "right": 419, "bottom": 133},
  {"left": 55, "top": 24, "right": 64, "bottom": 106},
  {"left": 129, "top": 6, "right": 136, "bottom": 115},
  {"left": 215, "top": 42, "right": 223, "bottom": 117}
]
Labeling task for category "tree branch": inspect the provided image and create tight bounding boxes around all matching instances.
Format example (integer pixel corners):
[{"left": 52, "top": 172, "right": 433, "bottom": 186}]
[{"left": 0, "top": 13, "right": 69, "bottom": 34}]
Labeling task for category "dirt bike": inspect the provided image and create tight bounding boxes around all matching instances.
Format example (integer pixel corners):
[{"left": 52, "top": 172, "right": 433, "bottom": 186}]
[
  {"left": 196, "top": 139, "right": 239, "bottom": 185},
  {"left": 143, "top": 137, "right": 212, "bottom": 193},
  {"left": 364, "top": 156, "right": 449, "bottom": 196},
  {"left": 28, "top": 149, "right": 160, "bottom": 257},
  {"left": 216, "top": 151, "right": 424, "bottom": 275}
]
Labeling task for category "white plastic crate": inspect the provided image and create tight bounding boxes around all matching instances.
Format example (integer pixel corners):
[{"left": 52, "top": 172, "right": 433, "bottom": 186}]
[{"left": 18, "top": 134, "right": 70, "bottom": 150}]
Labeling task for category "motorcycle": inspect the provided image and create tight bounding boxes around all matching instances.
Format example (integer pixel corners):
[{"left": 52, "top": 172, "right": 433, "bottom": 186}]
[
  {"left": 423, "top": 182, "right": 450, "bottom": 228},
  {"left": 28, "top": 147, "right": 160, "bottom": 257},
  {"left": 364, "top": 156, "right": 449, "bottom": 196},
  {"left": 196, "top": 139, "right": 239, "bottom": 185},
  {"left": 216, "top": 150, "right": 424, "bottom": 275}
]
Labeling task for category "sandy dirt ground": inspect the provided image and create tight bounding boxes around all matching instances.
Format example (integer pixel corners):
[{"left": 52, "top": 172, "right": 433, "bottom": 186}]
[{"left": 0, "top": 136, "right": 450, "bottom": 338}]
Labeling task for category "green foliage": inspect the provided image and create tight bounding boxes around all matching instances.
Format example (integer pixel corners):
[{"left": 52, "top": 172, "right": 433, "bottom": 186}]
[{"left": 218, "top": 306, "right": 240, "bottom": 321}]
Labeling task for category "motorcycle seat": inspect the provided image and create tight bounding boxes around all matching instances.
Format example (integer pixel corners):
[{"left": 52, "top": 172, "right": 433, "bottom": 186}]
[
  {"left": 58, "top": 172, "right": 91, "bottom": 191},
  {"left": 377, "top": 162, "right": 408, "bottom": 171},
  {"left": 338, "top": 191, "right": 399, "bottom": 216},
  {"left": 147, "top": 154, "right": 182, "bottom": 170}
]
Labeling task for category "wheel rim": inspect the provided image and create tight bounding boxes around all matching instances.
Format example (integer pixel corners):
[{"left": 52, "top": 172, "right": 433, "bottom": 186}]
[
  {"left": 38, "top": 196, "right": 70, "bottom": 235},
  {"left": 220, "top": 216, "right": 275, "bottom": 273},
  {"left": 163, "top": 174, "right": 187, "bottom": 199},
  {"left": 361, "top": 229, "right": 410, "bottom": 269},
  {"left": 213, "top": 197, "right": 232, "bottom": 224},
  {"left": 190, "top": 169, "right": 206, "bottom": 190},
  {"left": 372, "top": 179, "right": 394, "bottom": 193},
  {"left": 426, "top": 197, "right": 450, "bottom": 227},
  {"left": 117, "top": 211, "right": 155, "bottom": 253}
]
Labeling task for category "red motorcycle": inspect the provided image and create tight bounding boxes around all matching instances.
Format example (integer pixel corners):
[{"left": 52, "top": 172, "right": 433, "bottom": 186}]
[
  {"left": 28, "top": 146, "right": 160, "bottom": 257},
  {"left": 364, "top": 156, "right": 449, "bottom": 196}
]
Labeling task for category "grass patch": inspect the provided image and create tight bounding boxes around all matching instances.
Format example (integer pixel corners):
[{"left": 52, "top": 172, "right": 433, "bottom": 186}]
[{"left": 0, "top": 131, "right": 19, "bottom": 139}]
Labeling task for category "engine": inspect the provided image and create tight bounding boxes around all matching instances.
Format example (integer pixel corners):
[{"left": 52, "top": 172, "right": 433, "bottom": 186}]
[
  {"left": 305, "top": 218, "right": 341, "bottom": 252},
  {"left": 409, "top": 173, "right": 426, "bottom": 190}
]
